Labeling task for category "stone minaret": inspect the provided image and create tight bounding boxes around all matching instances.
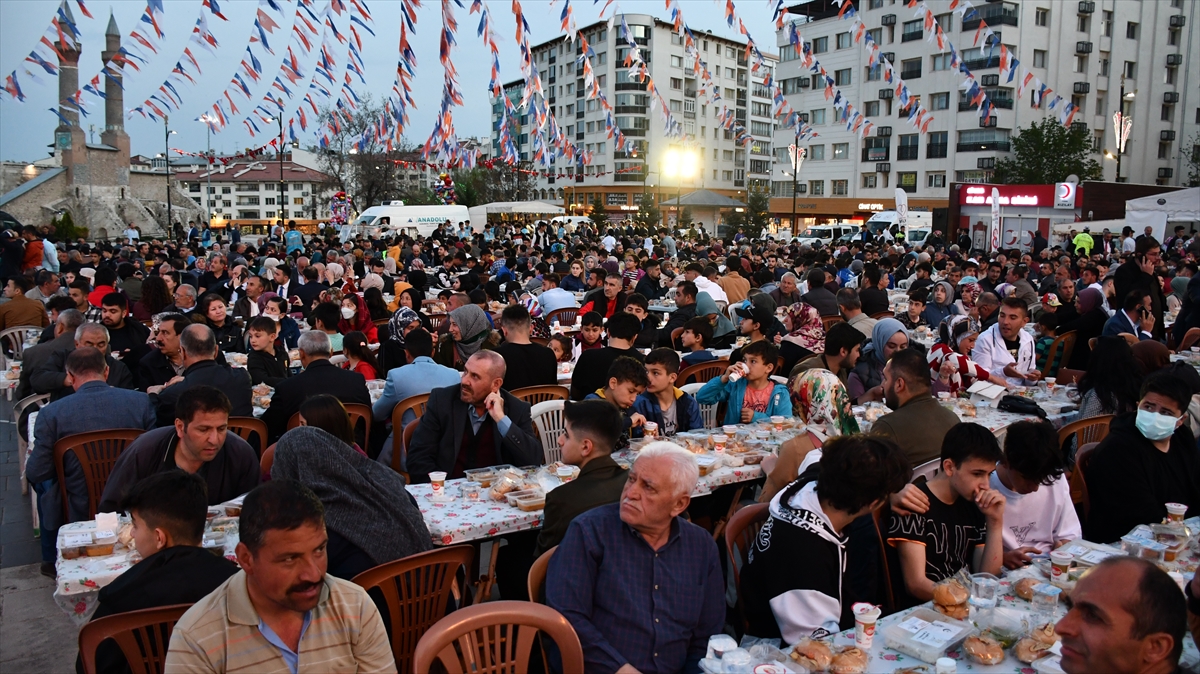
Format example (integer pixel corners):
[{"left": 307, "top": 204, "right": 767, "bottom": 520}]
[
  {"left": 100, "top": 10, "right": 130, "bottom": 184},
  {"left": 54, "top": 0, "right": 86, "bottom": 183}
]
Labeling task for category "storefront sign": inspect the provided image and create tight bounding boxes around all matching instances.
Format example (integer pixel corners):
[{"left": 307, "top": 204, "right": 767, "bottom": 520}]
[
  {"left": 1055, "top": 182, "right": 1077, "bottom": 209},
  {"left": 959, "top": 183, "right": 1081, "bottom": 208},
  {"left": 858, "top": 203, "right": 886, "bottom": 211}
]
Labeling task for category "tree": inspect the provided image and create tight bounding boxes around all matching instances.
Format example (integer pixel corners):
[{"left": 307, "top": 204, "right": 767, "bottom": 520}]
[
  {"left": 309, "top": 96, "right": 423, "bottom": 211},
  {"left": 745, "top": 183, "right": 771, "bottom": 231},
  {"left": 633, "top": 191, "right": 660, "bottom": 229},
  {"left": 992, "top": 118, "right": 1103, "bottom": 185},
  {"left": 589, "top": 193, "right": 606, "bottom": 218},
  {"left": 1185, "top": 133, "right": 1200, "bottom": 187},
  {"left": 678, "top": 206, "right": 694, "bottom": 228}
]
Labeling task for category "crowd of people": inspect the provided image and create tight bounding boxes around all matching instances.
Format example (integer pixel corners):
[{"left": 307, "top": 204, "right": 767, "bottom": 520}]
[{"left": 3, "top": 215, "right": 1200, "bottom": 674}]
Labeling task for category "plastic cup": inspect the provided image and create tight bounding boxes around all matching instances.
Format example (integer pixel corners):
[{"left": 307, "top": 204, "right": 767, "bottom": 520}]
[
  {"left": 1167, "top": 502, "right": 1188, "bottom": 523},
  {"left": 1050, "top": 550, "right": 1073, "bottom": 587},
  {"left": 557, "top": 466, "right": 575, "bottom": 483},
  {"left": 971, "top": 573, "right": 1000, "bottom": 610},
  {"left": 1032, "top": 583, "right": 1062, "bottom": 625},
  {"left": 643, "top": 421, "right": 658, "bottom": 438},
  {"left": 770, "top": 415, "right": 785, "bottom": 431},
  {"left": 712, "top": 434, "right": 728, "bottom": 453},
  {"left": 853, "top": 603, "right": 881, "bottom": 649},
  {"left": 429, "top": 471, "right": 447, "bottom": 498}
]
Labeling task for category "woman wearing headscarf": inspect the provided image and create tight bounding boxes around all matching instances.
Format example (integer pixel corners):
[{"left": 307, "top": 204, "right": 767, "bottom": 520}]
[
  {"left": 927, "top": 315, "right": 1009, "bottom": 394},
  {"left": 1167, "top": 275, "right": 1189, "bottom": 314},
  {"left": 435, "top": 303, "right": 500, "bottom": 370},
  {"left": 1130, "top": 339, "right": 1171, "bottom": 376},
  {"left": 379, "top": 306, "right": 423, "bottom": 373},
  {"left": 759, "top": 370, "right": 859, "bottom": 502},
  {"left": 847, "top": 318, "right": 910, "bottom": 403},
  {"left": 1057, "top": 287, "right": 1109, "bottom": 370},
  {"left": 920, "top": 280, "right": 955, "bottom": 327},
  {"left": 272, "top": 425, "right": 431, "bottom": 580},
  {"left": 695, "top": 291, "right": 737, "bottom": 349},
  {"left": 337, "top": 293, "right": 378, "bottom": 343},
  {"left": 953, "top": 279, "right": 981, "bottom": 318},
  {"left": 779, "top": 302, "right": 825, "bottom": 376}
]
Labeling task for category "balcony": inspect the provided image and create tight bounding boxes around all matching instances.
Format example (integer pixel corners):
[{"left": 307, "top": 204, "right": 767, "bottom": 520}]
[
  {"left": 957, "top": 141, "right": 1011, "bottom": 151},
  {"left": 684, "top": 111, "right": 696, "bottom": 119},
  {"left": 962, "top": 2, "right": 1018, "bottom": 30},
  {"left": 614, "top": 172, "right": 645, "bottom": 182},
  {"left": 734, "top": 179, "right": 745, "bottom": 187},
  {"left": 685, "top": 89, "right": 696, "bottom": 97},
  {"left": 614, "top": 150, "right": 643, "bottom": 159},
  {"left": 575, "top": 174, "right": 584, "bottom": 182},
  {"left": 548, "top": 76, "right": 557, "bottom": 84},
  {"left": 621, "top": 128, "right": 647, "bottom": 137},
  {"left": 926, "top": 143, "right": 948, "bottom": 158},
  {"left": 899, "top": 184, "right": 918, "bottom": 194},
  {"left": 615, "top": 106, "right": 647, "bottom": 115},
  {"left": 576, "top": 132, "right": 585, "bottom": 140},
  {"left": 861, "top": 148, "right": 890, "bottom": 162},
  {"left": 576, "top": 110, "right": 585, "bottom": 119},
  {"left": 993, "top": 98, "right": 1014, "bottom": 109},
  {"left": 900, "top": 67, "right": 922, "bottom": 79},
  {"left": 962, "top": 56, "right": 1000, "bottom": 70},
  {"left": 901, "top": 31, "right": 923, "bottom": 42},
  {"left": 615, "top": 82, "right": 647, "bottom": 91},
  {"left": 897, "top": 146, "right": 920, "bottom": 160}
]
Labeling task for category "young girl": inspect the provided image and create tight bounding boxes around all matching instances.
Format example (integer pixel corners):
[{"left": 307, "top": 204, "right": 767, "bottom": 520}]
[
  {"left": 549, "top": 334, "right": 575, "bottom": 364},
  {"left": 342, "top": 330, "right": 380, "bottom": 381},
  {"left": 927, "top": 315, "right": 1009, "bottom": 394}
]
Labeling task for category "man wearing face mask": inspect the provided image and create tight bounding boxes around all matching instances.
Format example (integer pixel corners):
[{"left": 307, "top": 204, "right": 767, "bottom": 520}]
[{"left": 1084, "top": 372, "right": 1200, "bottom": 544}]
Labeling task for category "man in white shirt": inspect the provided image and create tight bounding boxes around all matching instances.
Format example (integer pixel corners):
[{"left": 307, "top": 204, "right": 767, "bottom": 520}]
[
  {"left": 123, "top": 225, "right": 139, "bottom": 244},
  {"left": 601, "top": 232, "right": 616, "bottom": 252},
  {"left": 682, "top": 264, "right": 728, "bottom": 304},
  {"left": 971, "top": 297, "right": 1040, "bottom": 387},
  {"left": 537, "top": 273, "right": 579, "bottom": 315},
  {"left": 990, "top": 420, "right": 1082, "bottom": 569}
]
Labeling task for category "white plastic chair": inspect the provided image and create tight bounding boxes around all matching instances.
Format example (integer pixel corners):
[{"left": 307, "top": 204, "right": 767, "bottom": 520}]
[
  {"left": 14, "top": 393, "right": 50, "bottom": 495},
  {"left": 530, "top": 400, "right": 566, "bottom": 464},
  {"left": 0, "top": 325, "right": 41, "bottom": 363},
  {"left": 681, "top": 383, "right": 718, "bottom": 430},
  {"left": 912, "top": 458, "right": 941, "bottom": 483}
]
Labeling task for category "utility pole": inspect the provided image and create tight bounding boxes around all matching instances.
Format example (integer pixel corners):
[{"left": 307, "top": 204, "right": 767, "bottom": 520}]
[
  {"left": 164, "top": 115, "right": 172, "bottom": 235},
  {"left": 278, "top": 114, "right": 285, "bottom": 225},
  {"left": 789, "top": 133, "right": 805, "bottom": 236},
  {"left": 199, "top": 115, "right": 213, "bottom": 227}
]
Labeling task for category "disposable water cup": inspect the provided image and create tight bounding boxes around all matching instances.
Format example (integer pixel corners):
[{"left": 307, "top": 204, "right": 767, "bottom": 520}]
[
  {"left": 1050, "top": 550, "right": 1073, "bottom": 587},
  {"left": 712, "top": 434, "right": 728, "bottom": 453},
  {"left": 557, "top": 466, "right": 575, "bottom": 483},
  {"left": 1166, "top": 502, "right": 1188, "bottom": 523},
  {"left": 643, "top": 421, "right": 658, "bottom": 437},
  {"left": 770, "top": 415, "right": 785, "bottom": 431},
  {"left": 429, "top": 471, "right": 447, "bottom": 497},
  {"left": 853, "top": 603, "right": 881, "bottom": 649},
  {"left": 722, "top": 425, "right": 739, "bottom": 435}
]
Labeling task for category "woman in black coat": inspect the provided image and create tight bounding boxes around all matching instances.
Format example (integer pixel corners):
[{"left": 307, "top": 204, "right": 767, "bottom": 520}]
[{"left": 1056, "top": 287, "right": 1109, "bottom": 371}]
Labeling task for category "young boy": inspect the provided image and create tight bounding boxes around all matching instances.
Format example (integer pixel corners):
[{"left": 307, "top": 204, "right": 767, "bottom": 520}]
[
  {"left": 632, "top": 349, "right": 704, "bottom": 436},
  {"left": 680, "top": 317, "right": 716, "bottom": 367},
  {"left": 246, "top": 316, "right": 290, "bottom": 386},
  {"left": 585, "top": 356, "right": 649, "bottom": 446},
  {"left": 697, "top": 340, "right": 792, "bottom": 425},
  {"left": 310, "top": 301, "right": 344, "bottom": 352},
  {"left": 572, "top": 310, "right": 604, "bottom": 359},
  {"left": 990, "top": 420, "right": 1081, "bottom": 569},
  {"left": 1033, "top": 313, "right": 1059, "bottom": 375},
  {"left": 624, "top": 293, "right": 661, "bottom": 348},
  {"left": 897, "top": 289, "right": 928, "bottom": 330},
  {"left": 887, "top": 422, "right": 1006, "bottom": 607}
]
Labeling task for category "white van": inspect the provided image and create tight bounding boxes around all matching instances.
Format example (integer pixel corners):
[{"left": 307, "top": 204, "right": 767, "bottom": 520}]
[
  {"left": 865, "top": 210, "right": 933, "bottom": 239},
  {"left": 792, "top": 224, "right": 858, "bottom": 247},
  {"left": 344, "top": 202, "right": 470, "bottom": 240}
]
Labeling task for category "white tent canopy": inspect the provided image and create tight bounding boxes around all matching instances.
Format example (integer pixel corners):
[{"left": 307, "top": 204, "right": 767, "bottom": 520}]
[
  {"left": 469, "top": 201, "right": 565, "bottom": 232},
  {"left": 1126, "top": 187, "right": 1200, "bottom": 241}
]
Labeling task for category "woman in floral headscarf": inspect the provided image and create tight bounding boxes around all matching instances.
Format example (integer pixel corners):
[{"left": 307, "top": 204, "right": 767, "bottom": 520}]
[
  {"left": 953, "top": 279, "right": 982, "bottom": 318},
  {"left": 760, "top": 370, "right": 859, "bottom": 502},
  {"left": 779, "top": 302, "right": 825, "bottom": 376}
]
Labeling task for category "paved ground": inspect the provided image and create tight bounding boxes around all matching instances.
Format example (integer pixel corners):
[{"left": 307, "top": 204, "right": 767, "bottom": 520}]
[{"left": 0, "top": 399, "right": 79, "bottom": 672}]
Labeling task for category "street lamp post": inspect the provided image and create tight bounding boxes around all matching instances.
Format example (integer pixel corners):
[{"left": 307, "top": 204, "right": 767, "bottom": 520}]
[
  {"left": 1112, "top": 75, "right": 1135, "bottom": 183},
  {"left": 163, "top": 116, "right": 177, "bottom": 236},
  {"left": 788, "top": 136, "right": 806, "bottom": 236},
  {"left": 277, "top": 115, "right": 285, "bottom": 224},
  {"left": 662, "top": 148, "right": 697, "bottom": 230},
  {"left": 198, "top": 114, "right": 214, "bottom": 227}
]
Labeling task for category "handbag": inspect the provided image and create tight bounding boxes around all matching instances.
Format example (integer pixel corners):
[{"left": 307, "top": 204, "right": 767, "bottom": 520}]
[{"left": 997, "top": 394, "right": 1047, "bottom": 419}]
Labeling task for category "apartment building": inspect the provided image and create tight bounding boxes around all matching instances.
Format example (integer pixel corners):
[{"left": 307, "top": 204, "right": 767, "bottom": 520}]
[
  {"left": 175, "top": 152, "right": 334, "bottom": 223},
  {"left": 490, "top": 14, "right": 779, "bottom": 223},
  {"left": 770, "top": 0, "right": 1199, "bottom": 230}
]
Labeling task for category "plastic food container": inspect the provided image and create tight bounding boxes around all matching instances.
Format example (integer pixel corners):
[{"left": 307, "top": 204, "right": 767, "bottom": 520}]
[
  {"left": 458, "top": 481, "right": 482, "bottom": 500},
  {"left": 202, "top": 533, "right": 226, "bottom": 557},
  {"left": 1033, "top": 655, "right": 1067, "bottom": 674},
  {"left": 696, "top": 455, "right": 718, "bottom": 476},
  {"left": 515, "top": 494, "right": 546, "bottom": 512},
  {"left": 463, "top": 468, "right": 498, "bottom": 487},
  {"left": 882, "top": 607, "right": 976, "bottom": 664},
  {"left": 505, "top": 488, "right": 544, "bottom": 507},
  {"left": 741, "top": 451, "right": 767, "bottom": 465}
]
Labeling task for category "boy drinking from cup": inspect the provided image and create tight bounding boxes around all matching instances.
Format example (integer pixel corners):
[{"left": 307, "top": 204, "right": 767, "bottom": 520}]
[
  {"left": 696, "top": 340, "right": 792, "bottom": 425},
  {"left": 632, "top": 349, "right": 704, "bottom": 437}
]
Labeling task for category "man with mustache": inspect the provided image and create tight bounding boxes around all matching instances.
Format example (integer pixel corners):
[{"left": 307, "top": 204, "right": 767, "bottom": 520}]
[{"left": 166, "top": 480, "right": 395, "bottom": 672}]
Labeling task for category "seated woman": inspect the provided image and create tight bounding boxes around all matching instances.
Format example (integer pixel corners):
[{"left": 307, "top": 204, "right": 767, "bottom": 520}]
[
  {"left": 395, "top": 287, "right": 433, "bottom": 331},
  {"left": 272, "top": 417, "right": 431, "bottom": 580},
  {"left": 342, "top": 330, "right": 380, "bottom": 381},
  {"left": 338, "top": 294, "right": 378, "bottom": 343},
  {"left": 132, "top": 276, "right": 172, "bottom": 322},
  {"left": 1078, "top": 336, "right": 1143, "bottom": 421},
  {"left": 920, "top": 281, "right": 954, "bottom": 328},
  {"left": 760, "top": 370, "right": 859, "bottom": 503},
  {"left": 695, "top": 291, "right": 737, "bottom": 349},
  {"left": 953, "top": 280, "right": 981, "bottom": 318},
  {"left": 260, "top": 294, "right": 301, "bottom": 350},
  {"left": 928, "top": 315, "right": 1010, "bottom": 394},
  {"left": 197, "top": 293, "right": 244, "bottom": 354},
  {"left": 779, "top": 302, "right": 825, "bottom": 376},
  {"left": 435, "top": 304, "right": 500, "bottom": 370},
  {"left": 1057, "top": 287, "right": 1109, "bottom": 371},
  {"left": 361, "top": 284, "right": 392, "bottom": 322},
  {"left": 848, "top": 319, "right": 909, "bottom": 403}
]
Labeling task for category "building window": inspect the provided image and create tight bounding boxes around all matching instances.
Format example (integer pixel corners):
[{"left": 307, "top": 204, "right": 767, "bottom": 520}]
[
  {"left": 1102, "top": 10, "right": 1113, "bottom": 37},
  {"left": 1166, "top": 67, "right": 1177, "bottom": 85},
  {"left": 811, "top": 37, "right": 828, "bottom": 54},
  {"left": 862, "top": 173, "right": 878, "bottom": 189},
  {"left": 1092, "top": 130, "right": 1103, "bottom": 153},
  {"left": 1126, "top": 22, "right": 1138, "bottom": 39},
  {"left": 1169, "top": 28, "right": 1180, "bottom": 46},
  {"left": 869, "top": 0, "right": 882, "bottom": 9},
  {"left": 1033, "top": 50, "right": 1047, "bottom": 68},
  {"left": 900, "top": 58, "right": 922, "bottom": 79},
  {"left": 1124, "top": 61, "right": 1136, "bottom": 78},
  {"left": 833, "top": 143, "right": 849, "bottom": 160},
  {"left": 1158, "top": 142, "right": 1171, "bottom": 160},
  {"left": 809, "top": 180, "right": 824, "bottom": 196},
  {"left": 808, "top": 144, "right": 825, "bottom": 160},
  {"left": 866, "top": 63, "right": 883, "bottom": 81},
  {"left": 902, "top": 19, "right": 923, "bottom": 42},
  {"left": 833, "top": 68, "right": 851, "bottom": 86},
  {"left": 898, "top": 134, "right": 920, "bottom": 160},
  {"left": 670, "top": 77, "right": 682, "bottom": 90},
  {"left": 810, "top": 109, "right": 826, "bottom": 125},
  {"left": 223, "top": 200, "right": 232, "bottom": 208},
  {"left": 1162, "top": 104, "right": 1175, "bottom": 122},
  {"left": 927, "top": 172, "right": 946, "bottom": 188},
  {"left": 1074, "top": 55, "right": 1087, "bottom": 74},
  {"left": 1095, "top": 93, "right": 1105, "bottom": 116},
  {"left": 1099, "top": 53, "right": 1110, "bottom": 76},
  {"left": 1077, "top": 15, "right": 1090, "bottom": 32},
  {"left": 867, "top": 28, "right": 882, "bottom": 44},
  {"left": 864, "top": 101, "right": 880, "bottom": 117},
  {"left": 265, "top": 197, "right": 276, "bottom": 205},
  {"left": 722, "top": 170, "right": 734, "bottom": 181},
  {"left": 837, "top": 32, "right": 852, "bottom": 49},
  {"left": 931, "top": 53, "right": 951, "bottom": 72},
  {"left": 930, "top": 92, "right": 950, "bottom": 111},
  {"left": 723, "top": 150, "right": 734, "bottom": 161},
  {"left": 189, "top": 183, "right": 200, "bottom": 192},
  {"left": 927, "top": 131, "right": 948, "bottom": 158},
  {"left": 1035, "top": 8, "right": 1048, "bottom": 27},
  {"left": 832, "top": 179, "right": 848, "bottom": 195},
  {"left": 897, "top": 172, "right": 917, "bottom": 193},
  {"left": 221, "top": 187, "right": 231, "bottom": 194}
]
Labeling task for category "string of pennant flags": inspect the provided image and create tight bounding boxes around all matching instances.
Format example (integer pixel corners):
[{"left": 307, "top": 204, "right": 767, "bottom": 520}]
[
  {"left": 129, "top": 9, "right": 224, "bottom": 121},
  {"left": 3, "top": 0, "right": 93, "bottom": 103}
]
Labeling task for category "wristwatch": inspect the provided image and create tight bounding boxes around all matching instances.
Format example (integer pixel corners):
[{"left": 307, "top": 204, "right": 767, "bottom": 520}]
[{"left": 1185, "top": 576, "right": 1200, "bottom": 616}]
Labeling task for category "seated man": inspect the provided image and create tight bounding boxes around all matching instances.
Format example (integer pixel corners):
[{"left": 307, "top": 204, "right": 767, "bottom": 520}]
[
  {"left": 0, "top": 274, "right": 50, "bottom": 331},
  {"left": 99, "top": 291, "right": 151, "bottom": 373},
  {"left": 25, "top": 348, "right": 155, "bottom": 575},
  {"left": 78, "top": 470, "right": 238, "bottom": 674},
  {"left": 151, "top": 324, "right": 253, "bottom": 427},
  {"left": 871, "top": 348, "right": 962, "bottom": 466},
  {"left": 1057, "top": 557, "right": 1187, "bottom": 674},
  {"left": 406, "top": 351, "right": 541, "bottom": 483},
  {"left": 30, "top": 322, "right": 135, "bottom": 401},
  {"left": 586, "top": 356, "right": 650, "bottom": 446},
  {"left": 16, "top": 308, "right": 83, "bottom": 401},
  {"left": 742, "top": 435, "right": 910, "bottom": 642},
  {"left": 138, "top": 314, "right": 190, "bottom": 390},
  {"left": 632, "top": 349, "right": 704, "bottom": 437},
  {"left": 494, "top": 304, "right": 558, "bottom": 391},
  {"left": 678, "top": 317, "right": 716, "bottom": 367},
  {"left": 534, "top": 400, "right": 629, "bottom": 558},
  {"left": 165, "top": 480, "right": 395, "bottom": 672},
  {"left": 788, "top": 321, "right": 864, "bottom": 387},
  {"left": 971, "top": 297, "right": 1041, "bottom": 387},
  {"left": 546, "top": 443, "right": 724, "bottom": 673},
  {"left": 1085, "top": 372, "right": 1200, "bottom": 543},
  {"left": 373, "top": 328, "right": 461, "bottom": 466},
  {"left": 262, "top": 330, "right": 371, "bottom": 443},
  {"left": 992, "top": 420, "right": 1081, "bottom": 568},
  {"left": 887, "top": 422, "right": 1005, "bottom": 607},
  {"left": 100, "top": 386, "right": 260, "bottom": 513}
]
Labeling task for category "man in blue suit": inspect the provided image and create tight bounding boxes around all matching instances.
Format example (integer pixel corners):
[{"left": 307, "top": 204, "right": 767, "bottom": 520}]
[{"left": 25, "top": 347, "right": 155, "bottom": 578}]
